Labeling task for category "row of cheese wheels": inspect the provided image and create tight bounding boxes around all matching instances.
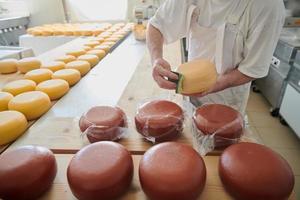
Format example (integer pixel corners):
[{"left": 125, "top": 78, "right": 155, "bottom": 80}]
[
  {"left": 0, "top": 28, "right": 131, "bottom": 146},
  {"left": 27, "top": 22, "right": 133, "bottom": 37}
]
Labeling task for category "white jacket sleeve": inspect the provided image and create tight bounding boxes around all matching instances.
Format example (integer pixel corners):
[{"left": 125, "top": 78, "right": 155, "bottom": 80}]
[
  {"left": 149, "top": 0, "right": 195, "bottom": 44},
  {"left": 238, "top": 0, "right": 285, "bottom": 78}
]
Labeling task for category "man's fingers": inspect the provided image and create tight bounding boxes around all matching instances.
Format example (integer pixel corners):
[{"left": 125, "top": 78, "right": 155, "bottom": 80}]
[
  {"left": 155, "top": 65, "right": 178, "bottom": 80},
  {"left": 155, "top": 76, "right": 177, "bottom": 89}
]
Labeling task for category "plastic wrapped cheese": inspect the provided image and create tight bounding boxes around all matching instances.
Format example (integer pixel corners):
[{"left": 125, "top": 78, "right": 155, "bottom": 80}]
[
  {"left": 36, "top": 79, "right": 69, "bottom": 100},
  {"left": 8, "top": 91, "right": 51, "bottom": 120},
  {"left": 0, "top": 92, "right": 13, "bottom": 111},
  {"left": 0, "top": 111, "right": 28, "bottom": 145},
  {"left": 24, "top": 69, "right": 53, "bottom": 84},
  {"left": 41, "top": 61, "right": 65, "bottom": 72},
  {"left": 52, "top": 69, "right": 81, "bottom": 86},
  {"left": 86, "top": 50, "right": 106, "bottom": 60},
  {"left": 17, "top": 57, "right": 41, "bottom": 73},
  {"left": 66, "top": 60, "right": 91, "bottom": 76},
  {"left": 55, "top": 55, "right": 76, "bottom": 64},
  {"left": 2, "top": 79, "right": 36, "bottom": 96},
  {"left": 0, "top": 59, "right": 18, "bottom": 74},
  {"left": 77, "top": 54, "right": 99, "bottom": 67}
]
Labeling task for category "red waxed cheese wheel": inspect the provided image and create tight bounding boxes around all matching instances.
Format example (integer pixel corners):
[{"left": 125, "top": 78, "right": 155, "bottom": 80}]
[
  {"left": 79, "top": 106, "right": 127, "bottom": 142},
  {"left": 193, "top": 104, "right": 244, "bottom": 147},
  {"left": 67, "top": 141, "right": 133, "bottom": 200},
  {"left": 135, "top": 100, "right": 184, "bottom": 142},
  {"left": 0, "top": 146, "right": 57, "bottom": 200},
  {"left": 219, "top": 142, "right": 294, "bottom": 200},
  {"left": 139, "top": 142, "right": 206, "bottom": 200}
]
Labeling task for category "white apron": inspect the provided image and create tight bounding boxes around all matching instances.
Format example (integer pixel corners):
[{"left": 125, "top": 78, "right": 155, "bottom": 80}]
[{"left": 188, "top": 0, "right": 251, "bottom": 115}]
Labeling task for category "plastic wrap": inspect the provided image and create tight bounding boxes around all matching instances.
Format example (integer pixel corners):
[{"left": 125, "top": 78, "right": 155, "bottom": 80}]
[
  {"left": 135, "top": 95, "right": 188, "bottom": 143},
  {"left": 79, "top": 106, "right": 128, "bottom": 143}
]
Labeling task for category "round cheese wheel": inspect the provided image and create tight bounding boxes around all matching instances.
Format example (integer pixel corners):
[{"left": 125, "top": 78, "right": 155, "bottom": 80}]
[
  {"left": 41, "top": 61, "right": 65, "bottom": 72},
  {"left": 139, "top": 142, "right": 206, "bottom": 200},
  {"left": 81, "top": 30, "right": 93, "bottom": 36},
  {"left": 77, "top": 54, "right": 99, "bottom": 67},
  {"left": 86, "top": 50, "right": 106, "bottom": 60},
  {"left": 82, "top": 45, "right": 92, "bottom": 51},
  {"left": 135, "top": 100, "right": 184, "bottom": 142},
  {"left": 219, "top": 142, "right": 294, "bottom": 200},
  {"left": 0, "top": 145, "right": 57, "bottom": 200},
  {"left": 55, "top": 55, "right": 76, "bottom": 64},
  {"left": 0, "top": 111, "right": 27, "bottom": 145},
  {"left": 94, "top": 45, "right": 110, "bottom": 53},
  {"left": 65, "top": 60, "right": 91, "bottom": 76},
  {"left": 8, "top": 91, "right": 51, "bottom": 120},
  {"left": 79, "top": 106, "right": 126, "bottom": 142},
  {"left": 193, "top": 104, "right": 244, "bottom": 148},
  {"left": 67, "top": 141, "right": 133, "bottom": 200},
  {"left": 24, "top": 68, "right": 53, "bottom": 84},
  {"left": 36, "top": 79, "right": 69, "bottom": 100},
  {"left": 101, "top": 41, "right": 115, "bottom": 48},
  {"left": 84, "top": 41, "right": 100, "bottom": 48},
  {"left": 0, "top": 92, "right": 13, "bottom": 111},
  {"left": 2, "top": 79, "right": 36, "bottom": 96},
  {"left": 17, "top": 57, "right": 41, "bottom": 73},
  {"left": 0, "top": 58, "right": 18, "bottom": 74},
  {"left": 63, "top": 30, "right": 74, "bottom": 36},
  {"left": 52, "top": 69, "right": 81, "bottom": 86},
  {"left": 93, "top": 37, "right": 105, "bottom": 43},
  {"left": 105, "top": 37, "right": 119, "bottom": 42},
  {"left": 112, "top": 34, "right": 124, "bottom": 39},
  {"left": 66, "top": 49, "right": 86, "bottom": 57}
]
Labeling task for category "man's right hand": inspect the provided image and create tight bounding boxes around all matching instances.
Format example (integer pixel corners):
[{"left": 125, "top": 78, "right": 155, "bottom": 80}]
[{"left": 152, "top": 58, "right": 178, "bottom": 90}]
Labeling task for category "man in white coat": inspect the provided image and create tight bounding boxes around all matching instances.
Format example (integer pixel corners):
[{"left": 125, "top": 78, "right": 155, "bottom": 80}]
[{"left": 147, "top": 0, "right": 285, "bottom": 114}]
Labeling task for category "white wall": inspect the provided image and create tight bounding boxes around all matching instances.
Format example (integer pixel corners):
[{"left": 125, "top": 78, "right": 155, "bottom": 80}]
[{"left": 24, "top": 0, "right": 65, "bottom": 27}]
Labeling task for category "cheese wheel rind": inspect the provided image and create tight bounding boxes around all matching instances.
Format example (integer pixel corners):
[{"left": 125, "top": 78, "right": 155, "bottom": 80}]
[
  {"left": 65, "top": 60, "right": 91, "bottom": 76},
  {"left": 0, "top": 92, "right": 13, "bottom": 111},
  {"left": 52, "top": 69, "right": 81, "bottom": 86},
  {"left": 17, "top": 57, "right": 41, "bottom": 73},
  {"left": 0, "top": 110, "right": 27, "bottom": 145},
  {"left": 55, "top": 55, "right": 76, "bottom": 64},
  {"left": 2, "top": 79, "right": 36, "bottom": 96},
  {"left": 41, "top": 61, "right": 65, "bottom": 72},
  {"left": 36, "top": 79, "right": 69, "bottom": 100},
  {"left": 0, "top": 59, "right": 18, "bottom": 74},
  {"left": 24, "top": 68, "right": 53, "bottom": 84},
  {"left": 77, "top": 54, "right": 99, "bottom": 67}
]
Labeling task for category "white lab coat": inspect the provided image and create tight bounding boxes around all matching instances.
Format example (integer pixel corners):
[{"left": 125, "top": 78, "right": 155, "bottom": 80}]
[{"left": 149, "top": 0, "right": 285, "bottom": 114}]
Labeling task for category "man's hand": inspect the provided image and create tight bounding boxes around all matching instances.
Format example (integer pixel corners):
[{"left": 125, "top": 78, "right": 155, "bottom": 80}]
[{"left": 152, "top": 58, "right": 178, "bottom": 90}]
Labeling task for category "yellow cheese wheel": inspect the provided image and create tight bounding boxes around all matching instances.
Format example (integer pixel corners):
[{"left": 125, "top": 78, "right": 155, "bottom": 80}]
[
  {"left": 8, "top": 91, "right": 51, "bottom": 120},
  {"left": 31, "top": 30, "right": 43, "bottom": 36},
  {"left": 17, "top": 57, "right": 41, "bottom": 73},
  {"left": 65, "top": 60, "right": 91, "bottom": 76},
  {"left": 41, "top": 29, "right": 53, "bottom": 36},
  {"left": 111, "top": 34, "right": 124, "bottom": 39},
  {"left": 176, "top": 59, "right": 217, "bottom": 94},
  {"left": 52, "top": 69, "right": 81, "bottom": 86},
  {"left": 81, "top": 30, "right": 93, "bottom": 36},
  {"left": 86, "top": 50, "right": 106, "bottom": 60},
  {"left": 41, "top": 61, "right": 65, "bottom": 72},
  {"left": 36, "top": 79, "right": 69, "bottom": 100},
  {"left": 66, "top": 49, "right": 86, "bottom": 57},
  {"left": 55, "top": 55, "right": 76, "bottom": 63},
  {"left": 0, "top": 59, "right": 18, "bottom": 74},
  {"left": 93, "top": 45, "right": 110, "bottom": 53},
  {"left": 84, "top": 41, "right": 100, "bottom": 48},
  {"left": 105, "top": 37, "right": 119, "bottom": 42},
  {"left": 77, "top": 54, "right": 99, "bottom": 67},
  {"left": 64, "top": 30, "right": 74, "bottom": 36},
  {"left": 0, "top": 92, "right": 13, "bottom": 111},
  {"left": 53, "top": 29, "right": 64, "bottom": 35},
  {"left": 101, "top": 41, "right": 115, "bottom": 47},
  {"left": 2, "top": 80, "right": 36, "bottom": 96},
  {"left": 0, "top": 110, "right": 28, "bottom": 145},
  {"left": 92, "top": 37, "right": 105, "bottom": 43},
  {"left": 24, "top": 69, "right": 53, "bottom": 84},
  {"left": 83, "top": 46, "right": 92, "bottom": 51}
]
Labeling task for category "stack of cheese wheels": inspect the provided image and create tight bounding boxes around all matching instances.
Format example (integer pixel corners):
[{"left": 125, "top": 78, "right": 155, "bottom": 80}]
[
  {"left": 66, "top": 60, "right": 91, "bottom": 76},
  {"left": 2, "top": 79, "right": 36, "bottom": 96},
  {"left": 77, "top": 54, "right": 99, "bottom": 67},
  {"left": 139, "top": 142, "right": 206, "bottom": 200},
  {"left": 17, "top": 57, "right": 41, "bottom": 73},
  {"left": 0, "top": 92, "right": 13, "bottom": 111},
  {"left": 66, "top": 48, "right": 86, "bottom": 57},
  {"left": 8, "top": 91, "right": 51, "bottom": 120},
  {"left": 0, "top": 111, "right": 27, "bottom": 145},
  {"left": 219, "top": 142, "right": 294, "bottom": 200},
  {"left": 36, "top": 79, "right": 69, "bottom": 100},
  {"left": 52, "top": 69, "right": 81, "bottom": 86},
  {"left": 41, "top": 61, "right": 65, "bottom": 72},
  {"left": 79, "top": 106, "right": 127, "bottom": 142},
  {"left": 24, "top": 68, "right": 53, "bottom": 84},
  {"left": 0, "top": 59, "right": 18, "bottom": 74},
  {"left": 67, "top": 142, "right": 133, "bottom": 200},
  {"left": 55, "top": 55, "right": 76, "bottom": 64},
  {"left": 94, "top": 45, "right": 110, "bottom": 53},
  {"left": 0, "top": 146, "right": 57, "bottom": 199},
  {"left": 193, "top": 104, "right": 244, "bottom": 148},
  {"left": 135, "top": 100, "right": 184, "bottom": 142},
  {"left": 86, "top": 49, "right": 106, "bottom": 60}
]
